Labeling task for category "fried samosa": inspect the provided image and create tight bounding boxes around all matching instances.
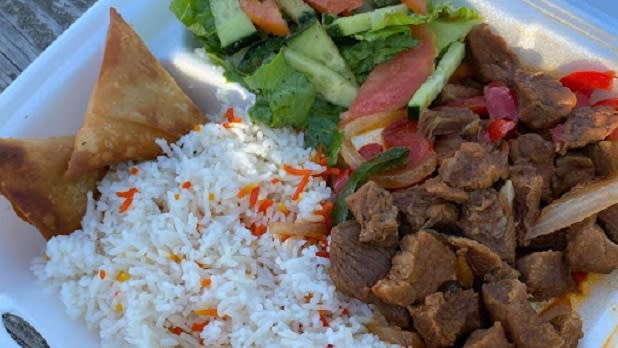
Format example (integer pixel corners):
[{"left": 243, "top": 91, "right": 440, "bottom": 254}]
[
  {"left": 65, "top": 8, "right": 203, "bottom": 177},
  {"left": 0, "top": 137, "right": 105, "bottom": 240}
]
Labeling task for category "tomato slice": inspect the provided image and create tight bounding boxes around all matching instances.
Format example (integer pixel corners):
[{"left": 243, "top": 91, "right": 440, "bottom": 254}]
[
  {"left": 240, "top": 0, "right": 290, "bottom": 36},
  {"left": 358, "top": 143, "right": 384, "bottom": 160},
  {"left": 303, "top": 0, "right": 362, "bottom": 15},
  {"left": 331, "top": 168, "right": 351, "bottom": 194},
  {"left": 484, "top": 83, "right": 518, "bottom": 121},
  {"left": 401, "top": 0, "right": 427, "bottom": 14},
  {"left": 445, "top": 96, "right": 488, "bottom": 116},
  {"left": 594, "top": 97, "right": 618, "bottom": 109},
  {"left": 560, "top": 70, "right": 616, "bottom": 97},
  {"left": 344, "top": 25, "right": 436, "bottom": 120}
]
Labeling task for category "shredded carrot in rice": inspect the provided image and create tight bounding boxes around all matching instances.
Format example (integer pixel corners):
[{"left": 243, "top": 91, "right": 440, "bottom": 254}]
[
  {"left": 181, "top": 181, "right": 192, "bottom": 190},
  {"left": 201, "top": 278, "right": 212, "bottom": 288},
  {"left": 258, "top": 199, "right": 274, "bottom": 213},
  {"left": 319, "top": 310, "right": 330, "bottom": 327},
  {"left": 292, "top": 175, "right": 310, "bottom": 200},
  {"left": 341, "top": 308, "right": 350, "bottom": 316},
  {"left": 225, "top": 107, "right": 243, "bottom": 123},
  {"left": 284, "top": 164, "right": 314, "bottom": 176},
  {"left": 170, "top": 326, "right": 183, "bottom": 335},
  {"left": 277, "top": 203, "right": 289, "bottom": 215},
  {"left": 169, "top": 253, "right": 182, "bottom": 263},
  {"left": 317, "top": 201, "right": 334, "bottom": 230},
  {"left": 116, "top": 187, "right": 138, "bottom": 213},
  {"left": 271, "top": 178, "right": 280, "bottom": 184},
  {"left": 194, "top": 308, "right": 218, "bottom": 317},
  {"left": 174, "top": 193, "right": 181, "bottom": 201},
  {"left": 116, "top": 270, "right": 130, "bottom": 282},
  {"left": 251, "top": 225, "right": 267, "bottom": 237},
  {"left": 129, "top": 167, "right": 139, "bottom": 176},
  {"left": 238, "top": 183, "right": 258, "bottom": 198},
  {"left": 99, "top": 270, "right": 106, "bottom": 280},
  {"left": 249, "top": 186, "right": 260, "bottom": 208},
  {"left": 191, "top": 320, "right": 210, "bottom": 332},
  {"left": 114, "top": 303, "right": 124, "bottom": 313},
  {"left": 208, "top": 193, "right": 215, "bottom": 201},
  {"left": 195, "top": 261, "right": 207, "bottom": 269}
]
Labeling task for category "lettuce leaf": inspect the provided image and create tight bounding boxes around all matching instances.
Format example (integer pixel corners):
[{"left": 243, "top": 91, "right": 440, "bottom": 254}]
[
  {"left": 246, "top": 52, "right": 316, "bottom": 129},
  {"left": 371, "top": 2, "right": 482, "bottom": 31},
  {"left": 304, "top": 98, "right": 346, "bottom": 166},
  {"left": 169, "top": 0, "right": 222, "bottom": 55},
  {"left": 340, "top": 26, "right": 418, "bottom": 84}
]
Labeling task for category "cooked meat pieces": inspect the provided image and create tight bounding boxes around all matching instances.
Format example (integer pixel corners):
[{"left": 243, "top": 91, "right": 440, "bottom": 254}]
[
  {"left": 565, "top": 221, "right": 618, "bottom": 273},
  {"left": 524, "top": 229, "right": 569, "bottom": 252},
  {"left": 514, "top": 70, "right": 576, "bottom": 130},
  {"left": 510, "top": 165, "right": 543, "bottom": 245},
  {"left": 448, "top": 237, "right": 503, "bottom": 278},
  {"left": 439, "top": 142, "right": 509, "bottom": 190},
  {"left": 466, "top": 24, "right": 520, "bottom": 84},
  {"left": 483, "top": 263, "right": 521, "bottom": 283},
  {"left": 372, "top": 231, "right": 456, "bottom": 307},
  {"left": 598, "top": 204, "right": 618, "bottom": 244},
  {"left": 434, "top": 135, "right": 466, "bottom": 163},
  {"left": 409, "top": 289, "right": 481, "bottom": 348},
  {"left": 463, "top": 322, "right": 513, "bottom": 348},
  {"left": 392, "top": 185, "right": 459, "bottom": 234},
  {"left": 482, "top": 279, "right": 565, "bottom": 348},
  {"left": 589, "top": 140, "right": 618, "bottom": 176},
  {"left": 516, "top": 251, "right": 575, "bottom": 301},
  {"left": 329, "top": 221, "right": 397, "bottom": 303},
  {"left": 423, "top": 177, "right": 470, "bottom": 203},
  {"left": 539, "top": 304, "right": 583, "bottom": 348},
  {"left": 509, "top": 133, "right": 555, "bottom": 202},
  {"left": 345, "top": 181, "right": 399, "bottom": 247},
  {"left": 437, "top": 84, "right": 482, "bottom": 105},
  {"left": 457, "top": 189, "right": 517, "bottom": 263},
  {"left": 374, "top": 302, "right": 412, "bottom": 329},
  {"left": 419, "top": 107, "right": 480, "bottom": 141},
  {"left": 552, "top": 154, "right": 595, "bottom": 198},
  {"left": 366, "top": 322, "right": 425, "bottom": 347},
  {"left": 552, "top": 106, "right": 618, "bottom": 155}
]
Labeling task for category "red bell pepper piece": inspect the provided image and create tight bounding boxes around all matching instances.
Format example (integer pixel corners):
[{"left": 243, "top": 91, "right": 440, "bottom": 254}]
[
  {"left": 594, "top": 97, "right": 618, "bottom": 109},
  {"left": 331, "top": 168, "right": 351, "bottom": 194},
  {"left": 560, "top": 70, "right": 616, "bottom": 97},
  {"left": 485, "top": 119, "right": 517, "bottom": 143},
  {"left": 484, "top": 83, "right": 519, "bottom": 121}
]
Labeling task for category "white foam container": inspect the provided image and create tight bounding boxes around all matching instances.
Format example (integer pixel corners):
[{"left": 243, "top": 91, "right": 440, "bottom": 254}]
[{"left": 0, "top": 0, "right": 616, "bottom": 347}]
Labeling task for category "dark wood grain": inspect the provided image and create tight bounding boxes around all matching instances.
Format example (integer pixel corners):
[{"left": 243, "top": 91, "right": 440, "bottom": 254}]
[{"left": 0, "top": 0, "right": 96, "bottom": 93}]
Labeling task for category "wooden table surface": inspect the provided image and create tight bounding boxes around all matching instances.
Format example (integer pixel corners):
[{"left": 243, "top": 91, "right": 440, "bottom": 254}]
[{"left": 0, "top": 0, "right": 97, "bottom": 93}]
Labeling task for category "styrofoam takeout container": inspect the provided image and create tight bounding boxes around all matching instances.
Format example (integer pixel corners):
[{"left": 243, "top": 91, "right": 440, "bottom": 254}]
[{"left": 0, "top": 0, "right": 617, "bottom": 347}]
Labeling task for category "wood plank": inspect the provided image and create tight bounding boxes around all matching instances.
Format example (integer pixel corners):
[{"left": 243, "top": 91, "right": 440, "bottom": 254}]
[{"left": 0, "top": 0, "right": 95, "bottom": 93}]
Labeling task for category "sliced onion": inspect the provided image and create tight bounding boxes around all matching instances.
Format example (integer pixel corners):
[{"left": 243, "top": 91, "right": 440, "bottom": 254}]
[
  {"left": 527, "top": 174, "right": 618, "bottom": 240},
  {"left": 371, "top": 152, "right": 438, "bottom": 189},
  {"left": 269, "top": 222, "right": 328, "bottom": 240},
  {"left": 341, "top": 109, "right": 408, "bottom": 137},
  {"left": 339, "top": 137, "right": 366, "bottom": 169}
]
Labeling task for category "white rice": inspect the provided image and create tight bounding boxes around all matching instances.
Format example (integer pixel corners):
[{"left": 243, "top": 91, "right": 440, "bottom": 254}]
[{"left": 32, "top": 111, "right": 396, "bottom": 348}]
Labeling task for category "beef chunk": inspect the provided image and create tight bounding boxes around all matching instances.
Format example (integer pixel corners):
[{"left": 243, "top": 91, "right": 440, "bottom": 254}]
[
  {"left": 409, "top": 289, "right": 481, "bottom": 348},
  {"left": 457, "top": 189, "right": 516, "bottom": 263},
  {"left": 366, "top": 322, "right": 425, "bottom": 347},
  {"left": 329, "top": 221, "right": 396, "bottom": 303},
  {"left": 482, "top": 279, "right": 565, "bottom": 348},
  {"left": 552, "top": 154, "right": 595, "bottom": 198},
  {"left": 466, "top": 24, "right": 520, "bottom": 84},
  {"left": 423, "top": 177, "right": 470, "bottom": 203},
  {"left": 374, "top": 302, "right": 412, "bottom": 329},
  {"left": 516, "top": 251, "right": 575, "bottom": 301},
  {"left": 599, "top": 204, "right": 618, "bottom": 244},
  {"left": 345, "top": 181, "right": 399, "bottom": 247},
  {"left": 539, "top": 304, "right": 583, "bottom": 348},
  {"left": 448, "top": 237, "right": 503, "bottom": 278},
  {"left": 514, "top": 70, "right": 576, "bottom": 129},
  {"left": 509, "top": 133, "right": 555, "bottom": 202},
  {"left": 373, "top": 231, "right": 456, "bottom": 306},
  {"left": 392, "top": 185, "right": 459, "bottom": 234},
  {"left": 434, "top": 135, "right": 466, "bottom": 162},
  {"left": 437, "top": 84, "right": 482, "bottom": 105},
  {"left": 510, "top": 165, "right": 543, "bottom": 245},
  {"left": 566, "top": 221, "right": 618, "bottom": 273},
  {"left": 439, "top": 142, "right": 509, "bottom": 190},
  {"left": 589, "top": 140, "right": 618, "bottom": 176},
  {"left": 483, "top": 263, "right": 521, "bottom": 283},
  {"left": 463, "top": 322, "right": 513, "bottom": 348},
  {"left": 420, "top": 107, "right": 481, "bottom": 141},
  {"left": 524, "top": 229, "right": 569, "bottom": 251},
  {"left": 553, "top": 106, "right": 618, "bottom": 155}
]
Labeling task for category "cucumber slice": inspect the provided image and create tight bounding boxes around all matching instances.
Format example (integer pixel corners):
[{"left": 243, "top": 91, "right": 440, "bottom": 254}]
[
  {"left": 288, "top": 22, "right": 357, "bottom": 85},
  {"left": 327, "top": 4, "right": 408, "bottom": 37},
  {"left": 407, "top": 41, "right": 466, "bottom": 118},
  {"left": 283, "top": 48, "right": 358, "bottom": 107},
  {"left": 427, "top": 19, "right": 483, "bottom": 54},
  {"left": 210, "top": 0, "right": 258, "bottom": 51},
  {"left": 275, "top": 0, "right": 315, "bottom": 24}
]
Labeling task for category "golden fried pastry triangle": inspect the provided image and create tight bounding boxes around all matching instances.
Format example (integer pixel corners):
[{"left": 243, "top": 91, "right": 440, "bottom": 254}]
[
  {"left": 65, "top": 8, "right": 203, "bottom": 177},
  {"left": 0, "top": 137, "right": 105, "bottom": 240}
]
